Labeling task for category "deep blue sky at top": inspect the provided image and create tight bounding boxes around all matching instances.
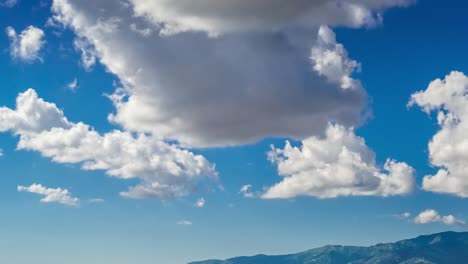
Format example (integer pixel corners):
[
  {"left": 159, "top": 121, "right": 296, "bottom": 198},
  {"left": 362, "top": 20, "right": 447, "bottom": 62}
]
[{"left": 1, "top": 1, "right": 468, "bottom": 264}]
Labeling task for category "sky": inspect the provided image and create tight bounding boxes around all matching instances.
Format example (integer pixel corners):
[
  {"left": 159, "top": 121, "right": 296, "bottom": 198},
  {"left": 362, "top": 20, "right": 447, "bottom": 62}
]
[{"left": 1, "top": 0, "right": 468, "bottom": 263}]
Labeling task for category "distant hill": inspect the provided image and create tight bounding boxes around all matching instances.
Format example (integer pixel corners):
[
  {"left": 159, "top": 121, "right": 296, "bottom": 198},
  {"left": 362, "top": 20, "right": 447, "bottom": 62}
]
[{"left": 189, "top": 231, "right": 468, "bottom": 264}]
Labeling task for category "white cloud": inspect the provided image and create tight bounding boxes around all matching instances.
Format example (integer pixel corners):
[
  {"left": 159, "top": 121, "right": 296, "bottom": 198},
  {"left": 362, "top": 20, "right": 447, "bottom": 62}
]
[
  {"left": 413, "top": 209, "right": 465, "bottom": 225},
  {"left": 0, "top": 148, "right": 3, "bottom": 156},
  {"left": 0, "top": 0, "right": 17, "bottom": 8},
  {"left": 6, "top": 26, "right": 45, "bottom": 62},
  {"left": 409, "top": 71, "right": 468, "bottom": 197},
  {"left": 0, "top": 89, "right": 218, "bottom": 199},
  {"left": 0, "top": 89, "right": 71, "bottom": 134},
  {"left": 401, "top": 212, "right": 411, "bottom": 218},
  {"left": 263, "top": 123, "right": 415, "bottom": 199},
  {"left": 195, "top": 197, "right": 205, "bottom": 208},
  {"left": 67, "top": 78, "right": 78, "bottom": 91},
  {"left": 176, "top": 220, "right": 192, "bottom": 226},
  {"left": 239, "top": 184, "right": 254, "bottom": 198},
  {"left": 47, "top": 0, "right": 414, "bottom": 148},
  {"left": 18, "top": 183, "right": 80, "bottom": 206}
]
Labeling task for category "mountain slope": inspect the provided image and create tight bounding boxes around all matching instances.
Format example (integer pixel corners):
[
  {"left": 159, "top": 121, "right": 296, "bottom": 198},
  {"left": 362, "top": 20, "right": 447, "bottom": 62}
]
[{"left": 189, "top": 231, "right": 468, "bottom": 264}]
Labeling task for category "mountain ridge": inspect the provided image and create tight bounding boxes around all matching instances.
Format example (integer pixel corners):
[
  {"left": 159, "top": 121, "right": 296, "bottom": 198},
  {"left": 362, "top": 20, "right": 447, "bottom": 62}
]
[{"left": 189, "top": 231, "right": 468, "bottom": 264}]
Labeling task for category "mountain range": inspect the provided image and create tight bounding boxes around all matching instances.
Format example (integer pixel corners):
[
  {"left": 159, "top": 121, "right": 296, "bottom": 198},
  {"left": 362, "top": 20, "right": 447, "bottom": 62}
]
[{"left": 189, "top": 231, "right": 468, "bottom": 264}]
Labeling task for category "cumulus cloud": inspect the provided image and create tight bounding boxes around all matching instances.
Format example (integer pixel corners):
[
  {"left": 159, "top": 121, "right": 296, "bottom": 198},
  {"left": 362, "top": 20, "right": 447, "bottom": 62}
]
[
  {"left": 195, "top": 197, "right": 205, "bottom": 208},
  {"left": 1, "top": 89, "right": 218, "bottom": 199},
  {"left": 409, "top": 71, "right": 468, "bottom": 197},
  {"left": 413, "top": 209, "right": 465, "bottom": 225},
  {"left": 18, "top": 183, "right": 80, "bottom": 206},
  {"left": 49, "top": 0, "right": 410, "bottom": 148},
  {"left": 239, "top": 184, "right": 254, "bottom": 198},
  {"left": 263, "top": 124, "right": 415, "bottom": 199},
  {"left": 6, "top": 25, "right": 45, "bottom": 62},
  {"left": 129, "top": 0, "right": 413, "bottom": 36}
]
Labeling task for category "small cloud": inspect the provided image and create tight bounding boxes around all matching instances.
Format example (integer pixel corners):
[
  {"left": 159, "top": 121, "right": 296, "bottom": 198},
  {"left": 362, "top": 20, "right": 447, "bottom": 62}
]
[
  {"left": 239, "top": 184, "right": 254, "bottom": 198},
  {"left": 394, "top": 212, "right": 411, "bottom": 219},
  {"left": 67, "top": 78, "right": 78, "bottom": 91},
  {"left": 88, "top": 198, "right": 105, "bottom": 203},
  {"left": 6, "top": 25, "right": 45, "bottom": 63},
  {"left": 195, "top": 197, "right": 205, "bottom": 208},
  {"left": 18, "top": 183, "right": 79, "bottom": 207},
  {"left": 0, "top": 148, "right": 3, "bottom": 156},
  {"left": 414, "top": 209, "right": 465, "bottom": 225},
  {"left": 177, "top": 220, "right": 192, "bottom": 226}
]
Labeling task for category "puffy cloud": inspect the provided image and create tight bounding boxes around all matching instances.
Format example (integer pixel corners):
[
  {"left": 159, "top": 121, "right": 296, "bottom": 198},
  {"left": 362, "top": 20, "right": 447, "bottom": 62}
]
[
  {"left": 6, "top": 26, "right": 45, "bottom": 62},
  {"left": 47, "top": 0, "right": 415, "bottom": 148},
  {"left": 263, "top": 124, "right": 415, "bottom": 199},
  {"left": 413, "top": 209, "right": 465, "bottom": 225},
  {"left": 18, "top": 183, "right": 80, "bottom": 206},
  {"left": 1, "top": 89, "right": 218, "bottom": 199},
  {"left": 0, "top": 89, "right": 70, "bottom": 134},
  {"left": 195, "top": 197, "right": 205, "bottom": 208},
  {"left": 239, "top": 184, "right": 254, "bottom": 198},
  {"left": 129, "top": 0, "right": 413, "bottom": 36},
  {"left": 0, "top": 0, "right": 17, "bottom": 8},
  {"left": 177, "top": 220, "right": 192, "bottom": 226},
  {"left": 409, "top": 71, "right": 468, "bottom": 197}
]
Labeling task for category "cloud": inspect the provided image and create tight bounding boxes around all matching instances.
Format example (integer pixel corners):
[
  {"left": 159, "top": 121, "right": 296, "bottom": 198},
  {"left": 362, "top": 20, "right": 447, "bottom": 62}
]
[
  {"left": 48, "top": 0, "right": 411, "bottom": 148},
  {"left": 176, "top": 220, "right": 192, "bottom": 226},
  {"left": 262, "top": 123, "right": 415, "bottom": 199},
  {"left": 73, "top": 38, "right": 96, "bottom": 71},
  {"left": 239, "top": 184, "right": 254, "bottom": 198},
  {"left": 195, "top": 197, "right": 205, "bottom": 208},
  {"left": 0, "top": 0, "right": 17, "bottom": 8},
  {"left": 6, "top": 25, "right": 45, "bottom": 62},
  {"left": 88, "top": 198, "right": 105, "bottom": 203},
  {"left": 67, "top": 78, "right": 78, "bottom": 91},
  {"left": 0, "top": 89, "right": 218, "bottom": 199},
  {"left": 413, "top": 209, "right": 465, "bottom": 225},
  {"left": 129, "top": 0, "right": 413, "bottom": 36},
  {"left": 409, "top": 71, "right": 468, "bottom": 197},
  {"left": 401, "top": 212, "right": 411, "bottom": 218},
  {"left": 18, "top": 183, "right": 80, "bottom": 206}
]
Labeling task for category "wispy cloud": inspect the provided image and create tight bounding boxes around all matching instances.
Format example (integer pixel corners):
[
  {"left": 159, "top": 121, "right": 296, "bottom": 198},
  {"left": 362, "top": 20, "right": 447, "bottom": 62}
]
[{"left": 177, "top": 220, "right": 192, "bottom": 226}]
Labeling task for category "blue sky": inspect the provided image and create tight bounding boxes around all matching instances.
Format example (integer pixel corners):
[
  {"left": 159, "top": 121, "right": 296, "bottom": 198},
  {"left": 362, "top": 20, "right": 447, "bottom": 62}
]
[{"left": 1, "top": 0, "right": 468, "bottom": 263}]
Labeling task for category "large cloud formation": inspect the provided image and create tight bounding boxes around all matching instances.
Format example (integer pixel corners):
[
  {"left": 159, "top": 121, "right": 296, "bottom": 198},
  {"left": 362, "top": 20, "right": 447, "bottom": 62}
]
[
  {"left": 50, "top": 0, "right": 411, "bottom": 147},
  {"left": 0, "top": 90, "right": 217, "bottom": 198},
  {"left": 410, "top": 71, "right": 468, "bottom": 197},
  {"left": 263, "top": 124, "right": 415, "bottom": 199}
]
